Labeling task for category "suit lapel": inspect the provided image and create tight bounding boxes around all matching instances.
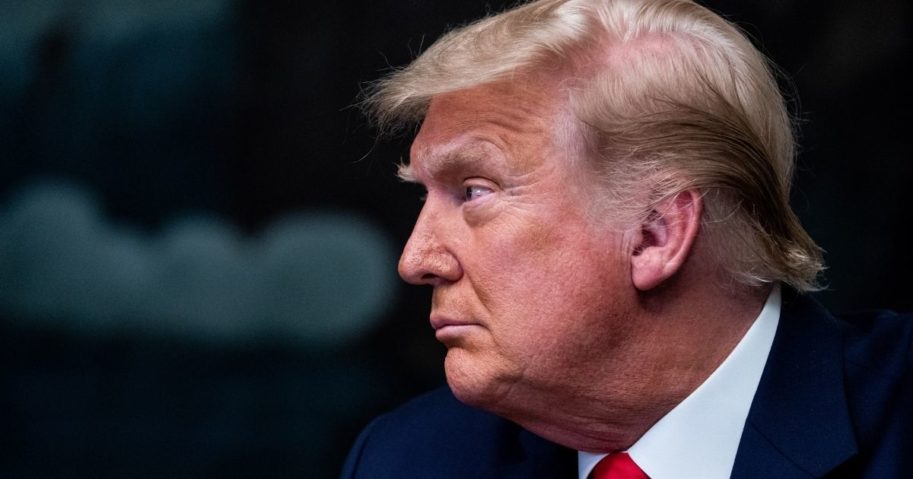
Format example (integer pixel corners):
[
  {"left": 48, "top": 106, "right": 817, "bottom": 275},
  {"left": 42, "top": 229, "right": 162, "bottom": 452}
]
[{"left": 731, "top": 292, "right": 858, "bottom": 478}]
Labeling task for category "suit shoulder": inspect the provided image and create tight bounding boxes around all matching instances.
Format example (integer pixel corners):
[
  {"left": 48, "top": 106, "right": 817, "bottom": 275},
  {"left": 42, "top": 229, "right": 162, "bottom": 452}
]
[
  {"left": 341, "top": 386, "right": 530, "bottom": 478},
  {"left": 833, "top": 308, "right": 913, "bottom": 466},
  {"left": 368, "top": 386, "right": 508, "bottom": 438},
  {"left": 838, "top": 309, "right": 913, "bottom": 378}
]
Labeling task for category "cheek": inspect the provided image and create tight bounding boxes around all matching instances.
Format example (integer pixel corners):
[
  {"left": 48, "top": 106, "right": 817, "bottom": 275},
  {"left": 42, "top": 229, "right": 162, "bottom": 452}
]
[
  {"left": 476, "top": 218, "right": 627, "bottom": 340},
  {"left": 468, "top": 222, "right": 570, "bottom": 311}
]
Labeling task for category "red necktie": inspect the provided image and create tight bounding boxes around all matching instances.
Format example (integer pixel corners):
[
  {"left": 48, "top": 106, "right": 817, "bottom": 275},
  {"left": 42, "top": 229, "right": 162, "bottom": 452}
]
[{"left": 590, "top": 452, "right": 649, "bottom": 479}]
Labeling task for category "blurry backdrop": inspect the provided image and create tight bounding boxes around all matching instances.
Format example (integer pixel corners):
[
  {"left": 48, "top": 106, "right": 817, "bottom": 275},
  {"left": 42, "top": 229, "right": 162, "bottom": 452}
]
[{"left": 1, "top": 0, "right": 910, "bottom": 477}]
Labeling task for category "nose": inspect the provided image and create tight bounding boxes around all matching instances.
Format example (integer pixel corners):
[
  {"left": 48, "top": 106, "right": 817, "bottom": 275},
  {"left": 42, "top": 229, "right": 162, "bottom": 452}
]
[{"left": 398, "top": 203, "right": 462, "bottom": 286}]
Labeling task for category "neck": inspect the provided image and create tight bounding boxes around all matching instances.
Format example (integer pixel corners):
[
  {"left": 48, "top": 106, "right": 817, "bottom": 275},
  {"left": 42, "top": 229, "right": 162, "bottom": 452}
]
[{"left": 499, "top": 278, "right": 772, "bottom": 452}]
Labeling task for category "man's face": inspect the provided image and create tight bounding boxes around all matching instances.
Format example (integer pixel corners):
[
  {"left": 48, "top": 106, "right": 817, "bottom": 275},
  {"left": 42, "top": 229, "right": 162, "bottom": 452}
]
[{"left": 399, "top": 79, "right": 640, "bottom": 414}]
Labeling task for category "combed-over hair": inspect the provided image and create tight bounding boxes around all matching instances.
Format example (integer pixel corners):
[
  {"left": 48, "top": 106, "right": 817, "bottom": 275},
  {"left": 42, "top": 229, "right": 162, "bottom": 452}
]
[{"left": 364, "top": 0, "right": 824, "bottom": 291}]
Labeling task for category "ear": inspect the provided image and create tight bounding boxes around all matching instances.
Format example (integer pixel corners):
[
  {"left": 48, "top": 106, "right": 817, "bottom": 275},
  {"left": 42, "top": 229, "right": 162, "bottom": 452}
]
[{"left": 630, "top": 190, "right": 703, "bottom": 291}]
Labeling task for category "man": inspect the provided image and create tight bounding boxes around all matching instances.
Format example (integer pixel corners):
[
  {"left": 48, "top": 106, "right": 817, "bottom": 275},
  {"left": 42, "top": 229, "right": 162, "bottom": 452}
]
[{"left": 342, "top": 0, "right": 913, "bottom": 477}]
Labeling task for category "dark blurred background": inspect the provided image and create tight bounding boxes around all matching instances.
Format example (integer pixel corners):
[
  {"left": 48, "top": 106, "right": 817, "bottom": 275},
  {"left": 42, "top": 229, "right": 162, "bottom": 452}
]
[{"left": 0, "top": 0, "right": 909, "bottom": 477}]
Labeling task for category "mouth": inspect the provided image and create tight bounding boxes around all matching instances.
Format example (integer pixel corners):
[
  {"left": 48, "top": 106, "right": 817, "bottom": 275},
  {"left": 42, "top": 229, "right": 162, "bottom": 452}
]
[{"left": 430, "top": 315, "right": 483, "bottom": 342}]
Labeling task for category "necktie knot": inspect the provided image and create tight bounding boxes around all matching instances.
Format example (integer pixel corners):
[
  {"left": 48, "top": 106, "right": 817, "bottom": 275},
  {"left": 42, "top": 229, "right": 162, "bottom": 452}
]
[{"left": 590, "top": 452, "right": 648, "bottom": 479}]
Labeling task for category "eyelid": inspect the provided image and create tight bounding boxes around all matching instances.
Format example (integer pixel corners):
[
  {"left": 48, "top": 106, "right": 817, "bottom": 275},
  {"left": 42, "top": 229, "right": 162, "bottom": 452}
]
[{"left": 462, "top": 177, "right": 498, "bottom": 202}]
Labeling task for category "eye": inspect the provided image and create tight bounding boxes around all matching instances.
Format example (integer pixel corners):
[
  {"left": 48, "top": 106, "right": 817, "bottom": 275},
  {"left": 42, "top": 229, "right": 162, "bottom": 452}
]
[{"left": 464, "top": 184, "right": 494, "bottom": 202}]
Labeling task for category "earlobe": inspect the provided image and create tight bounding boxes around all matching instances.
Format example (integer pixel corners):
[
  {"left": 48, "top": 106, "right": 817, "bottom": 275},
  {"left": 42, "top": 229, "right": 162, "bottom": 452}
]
[{"left": 630, "top": 190, "right": 703, "bottom": 291}]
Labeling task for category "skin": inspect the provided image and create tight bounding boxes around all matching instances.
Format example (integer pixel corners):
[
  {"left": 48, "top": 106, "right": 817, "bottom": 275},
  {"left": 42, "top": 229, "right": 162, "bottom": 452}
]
[{"left": 398, "top": 76, "right": 768, "bottom": 452}]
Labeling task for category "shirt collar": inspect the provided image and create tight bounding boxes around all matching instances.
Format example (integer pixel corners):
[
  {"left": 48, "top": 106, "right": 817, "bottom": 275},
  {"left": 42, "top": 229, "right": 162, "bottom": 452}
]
[{"left": 578, "top": 285, "right": 781, "bottom": 479}]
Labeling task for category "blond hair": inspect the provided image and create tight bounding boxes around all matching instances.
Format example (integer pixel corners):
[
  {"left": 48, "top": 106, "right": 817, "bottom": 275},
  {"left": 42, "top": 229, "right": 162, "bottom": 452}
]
[{"left": 364, "top": 0, "right": 824, "bottom": 291}]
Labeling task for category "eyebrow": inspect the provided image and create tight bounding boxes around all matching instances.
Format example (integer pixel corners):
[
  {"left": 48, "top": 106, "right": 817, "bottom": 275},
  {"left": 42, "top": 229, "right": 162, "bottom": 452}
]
[{"left": 398, "top": 143, "right": 499, "bottom": 184}]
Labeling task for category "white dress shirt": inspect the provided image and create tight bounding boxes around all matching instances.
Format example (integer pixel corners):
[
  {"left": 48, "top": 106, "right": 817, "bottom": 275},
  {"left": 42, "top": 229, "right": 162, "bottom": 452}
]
[{"left": 578, "top": 286, "right": 781, "bottom": 479}]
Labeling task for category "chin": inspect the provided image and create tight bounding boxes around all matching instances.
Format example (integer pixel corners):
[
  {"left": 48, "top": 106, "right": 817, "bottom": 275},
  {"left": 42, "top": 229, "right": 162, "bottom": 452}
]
[{"left": 443, "top": 348, "right": 516, "bottom": 412}]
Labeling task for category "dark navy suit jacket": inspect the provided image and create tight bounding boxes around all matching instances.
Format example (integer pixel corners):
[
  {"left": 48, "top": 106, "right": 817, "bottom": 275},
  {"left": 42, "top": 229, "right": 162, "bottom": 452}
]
[{"left": 341, "top": 293, "right": 913, "bottom": 478}]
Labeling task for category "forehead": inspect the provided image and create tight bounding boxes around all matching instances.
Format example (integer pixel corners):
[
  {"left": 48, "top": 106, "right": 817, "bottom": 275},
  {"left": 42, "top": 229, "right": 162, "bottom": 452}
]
[{"left": 407, "top": 79, "right": 570, "bottom": 179}]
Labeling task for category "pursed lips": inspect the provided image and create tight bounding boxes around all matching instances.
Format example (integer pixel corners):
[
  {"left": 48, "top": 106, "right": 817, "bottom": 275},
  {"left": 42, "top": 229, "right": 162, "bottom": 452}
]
[{"left": 431, "top": 314, "right": 482, "bottom": 332}]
